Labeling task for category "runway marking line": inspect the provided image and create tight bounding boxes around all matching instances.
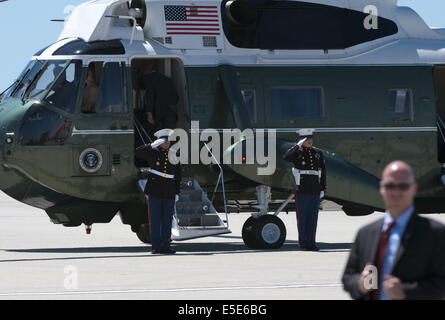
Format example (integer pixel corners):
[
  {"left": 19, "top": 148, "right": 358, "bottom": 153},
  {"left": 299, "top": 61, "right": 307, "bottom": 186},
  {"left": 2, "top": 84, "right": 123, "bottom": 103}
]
[{"left": 0, "top": 283, "right": 342, "bottom": 297}]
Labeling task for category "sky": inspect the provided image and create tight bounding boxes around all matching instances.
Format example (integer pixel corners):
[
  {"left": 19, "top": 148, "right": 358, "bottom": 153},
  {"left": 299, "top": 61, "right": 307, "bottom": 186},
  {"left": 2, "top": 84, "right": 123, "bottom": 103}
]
[{"left": 1, "top": 0, "right": 445, "bottom": 91}]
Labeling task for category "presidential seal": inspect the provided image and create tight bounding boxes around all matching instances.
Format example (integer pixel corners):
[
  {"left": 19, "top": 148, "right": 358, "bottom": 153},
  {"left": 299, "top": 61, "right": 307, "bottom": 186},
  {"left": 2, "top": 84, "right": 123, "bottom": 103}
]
[{"left": 79, "top": 148, "right": 103, "bottom": 173}]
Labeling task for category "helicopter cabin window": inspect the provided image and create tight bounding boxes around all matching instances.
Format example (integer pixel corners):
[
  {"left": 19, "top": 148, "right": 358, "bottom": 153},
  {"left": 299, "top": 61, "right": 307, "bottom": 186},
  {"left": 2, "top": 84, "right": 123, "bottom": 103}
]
[
  {"left": 270, "top": 87, "right": 323, "bottom": 119},
  {"left": 81, "top": 62, "right": 127, "bottom": 114},
  {"left": 19, "top": 104, "right": 71, "bottom": 146},
  {"left": 241, "top": 88, "right": 257, "bottom": 122},
  {"left": 389, "top": 89, "right": 413, "bottom": 121}
]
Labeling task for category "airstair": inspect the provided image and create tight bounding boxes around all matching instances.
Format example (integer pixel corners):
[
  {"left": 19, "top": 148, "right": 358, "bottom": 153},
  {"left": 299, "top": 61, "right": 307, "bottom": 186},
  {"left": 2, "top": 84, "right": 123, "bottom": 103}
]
[
  {"left": 172, "top": 176, "right": 230, "bottom": 240},
  {"left": 136, "top": 141, "right": 231, "bottom": 242}
]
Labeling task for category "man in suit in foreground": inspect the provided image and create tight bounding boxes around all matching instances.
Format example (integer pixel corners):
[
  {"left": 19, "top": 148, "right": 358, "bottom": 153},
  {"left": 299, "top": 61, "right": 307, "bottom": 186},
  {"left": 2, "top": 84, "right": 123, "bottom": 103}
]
[{"left": 342, "top": 161, "right": 445, "bottom": 300}]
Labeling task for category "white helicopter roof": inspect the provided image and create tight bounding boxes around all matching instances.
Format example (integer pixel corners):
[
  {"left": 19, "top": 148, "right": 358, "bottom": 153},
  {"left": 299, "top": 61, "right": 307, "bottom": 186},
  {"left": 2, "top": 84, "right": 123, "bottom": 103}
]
[{"left": 51, "top": 0, "right": 445, "bottom": 66}]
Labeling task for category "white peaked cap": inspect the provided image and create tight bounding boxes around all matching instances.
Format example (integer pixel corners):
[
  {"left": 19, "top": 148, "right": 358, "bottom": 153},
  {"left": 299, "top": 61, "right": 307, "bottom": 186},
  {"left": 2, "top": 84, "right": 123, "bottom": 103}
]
[
  {"left": 297, "top": 128, "right": 315, "bottom": 138},
  {"left": 154, "top": 128, "right": 175, "bottom": 139}
]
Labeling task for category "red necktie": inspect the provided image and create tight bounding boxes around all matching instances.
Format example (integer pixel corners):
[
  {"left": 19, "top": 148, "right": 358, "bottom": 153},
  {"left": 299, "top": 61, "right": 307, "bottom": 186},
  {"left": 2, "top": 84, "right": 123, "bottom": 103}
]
[{"left": 372, "top": 221, "right": 395, "bottom": 300}]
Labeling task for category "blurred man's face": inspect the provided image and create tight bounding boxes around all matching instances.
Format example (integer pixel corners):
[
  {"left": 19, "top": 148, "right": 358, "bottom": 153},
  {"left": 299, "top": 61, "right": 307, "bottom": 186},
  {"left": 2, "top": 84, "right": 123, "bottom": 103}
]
[
  {"left": 160, "top": 140, "right": 171, "bottom": 150},
  {"left": 303, "top": 137, "right": 313, "bottom": 148},
  {"left": 380, "top": 162, "right": 417, "bottom": 218}
]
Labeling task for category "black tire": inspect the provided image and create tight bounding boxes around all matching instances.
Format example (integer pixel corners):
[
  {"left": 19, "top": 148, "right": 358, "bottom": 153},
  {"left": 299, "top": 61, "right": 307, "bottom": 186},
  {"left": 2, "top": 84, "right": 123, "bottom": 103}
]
[
  {"left": 252, "top": 215, "right": 286, "bottom": 249},
  {"left": 136, "top": 223, "right": 151, "bottom": 244},
  {"left": 242, "top": 216, "right": 259, "bottom": 249}
]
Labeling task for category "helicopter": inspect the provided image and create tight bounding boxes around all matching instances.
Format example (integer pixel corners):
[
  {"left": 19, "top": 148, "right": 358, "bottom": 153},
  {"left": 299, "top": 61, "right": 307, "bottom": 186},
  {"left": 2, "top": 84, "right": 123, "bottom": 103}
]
[{"left": 0, "top": 0, "right": 445, "bottom": 250}]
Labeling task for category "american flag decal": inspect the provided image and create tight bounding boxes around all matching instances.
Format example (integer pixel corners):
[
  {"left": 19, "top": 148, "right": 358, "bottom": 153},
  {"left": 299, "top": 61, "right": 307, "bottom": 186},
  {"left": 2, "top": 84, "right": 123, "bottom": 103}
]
[{"left": 164, "top": 5, "right": 220, "bottom": 35}]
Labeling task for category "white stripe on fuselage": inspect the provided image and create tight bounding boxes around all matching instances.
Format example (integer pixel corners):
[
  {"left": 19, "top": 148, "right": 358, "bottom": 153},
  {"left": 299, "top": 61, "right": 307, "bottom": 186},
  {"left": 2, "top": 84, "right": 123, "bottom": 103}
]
[
  {"left": 70, "top": 126, "right": 437, "bottom": 136},
  {"left": 71, "top": 127, "right": 134, "bottom": 136},
  {"left": 190, "top": 127, "right": 437, "bottom": 133}
]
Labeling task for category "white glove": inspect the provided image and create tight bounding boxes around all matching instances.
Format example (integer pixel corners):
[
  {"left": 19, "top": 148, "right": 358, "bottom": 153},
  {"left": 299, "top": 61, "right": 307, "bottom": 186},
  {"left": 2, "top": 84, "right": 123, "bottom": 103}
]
[
  {"left": 320, "top": 191, "right": 325, "bottom": 199},
  {"left": 151, "top": 138, "right": 166, "bottom": 149},
  {"left": 175, "top": 194, "right": 180, "bottom": 202},
  {"left": 297, "top": 138, "right": 307, "bottom": 148}
]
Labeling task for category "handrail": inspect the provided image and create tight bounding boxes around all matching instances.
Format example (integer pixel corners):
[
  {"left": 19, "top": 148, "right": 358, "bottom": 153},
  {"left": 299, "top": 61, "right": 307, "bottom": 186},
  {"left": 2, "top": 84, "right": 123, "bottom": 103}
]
[
  {"left": 203, "top": 142, "right": 229, "bottom": 229},
  {"left": 134, "top": 119, "right": 153, "bottom": 145}
]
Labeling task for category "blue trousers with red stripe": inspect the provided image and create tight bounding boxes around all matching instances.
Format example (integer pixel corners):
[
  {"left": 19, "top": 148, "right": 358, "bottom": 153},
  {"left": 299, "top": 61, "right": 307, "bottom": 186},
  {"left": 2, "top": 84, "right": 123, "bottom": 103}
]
[
  {"left": 295, "top": 194, "right": 320, "bottom": 248},
  {"left": 147, "top": 196, "right": 175, "bottom": 251}
]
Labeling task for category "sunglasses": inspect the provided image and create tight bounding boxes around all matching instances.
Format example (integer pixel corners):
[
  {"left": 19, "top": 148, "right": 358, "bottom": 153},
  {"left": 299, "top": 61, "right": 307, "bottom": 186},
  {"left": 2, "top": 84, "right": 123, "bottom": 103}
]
[{"left": 382, "top": 183, "right": 412, "bottom": 191}]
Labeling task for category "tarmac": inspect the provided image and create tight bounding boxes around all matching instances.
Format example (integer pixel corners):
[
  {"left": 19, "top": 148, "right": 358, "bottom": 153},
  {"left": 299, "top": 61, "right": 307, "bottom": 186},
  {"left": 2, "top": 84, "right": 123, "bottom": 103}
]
[{"left": 0, "top": 191, "right": 444, "bottom": 300}]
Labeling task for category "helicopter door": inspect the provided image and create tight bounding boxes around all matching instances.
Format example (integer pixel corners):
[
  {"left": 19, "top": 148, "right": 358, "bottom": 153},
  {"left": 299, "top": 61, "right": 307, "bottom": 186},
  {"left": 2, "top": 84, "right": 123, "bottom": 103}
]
[{"left": 71, "top": 60, "right": 133, "bottom": 177}]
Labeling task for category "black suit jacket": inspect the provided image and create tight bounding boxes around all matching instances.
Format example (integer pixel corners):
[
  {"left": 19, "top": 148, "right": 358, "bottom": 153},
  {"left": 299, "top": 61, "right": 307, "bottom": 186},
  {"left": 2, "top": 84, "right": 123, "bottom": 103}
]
[
  {"left": 142, "top": 72, "right": 179, "bottom": 118},
  {"left": 342, "top": 212, "right": 445, "bottom": 300}
]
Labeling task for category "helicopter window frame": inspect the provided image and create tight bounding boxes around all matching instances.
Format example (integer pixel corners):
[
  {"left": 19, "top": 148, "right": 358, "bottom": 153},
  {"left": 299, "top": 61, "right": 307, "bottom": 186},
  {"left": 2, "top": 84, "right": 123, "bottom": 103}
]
[
  {"left": 268, "top": 86, "right": 325, "bottom": 120},
  {"left": 80, "top": 60, "right": 129, "bottom": 115}
]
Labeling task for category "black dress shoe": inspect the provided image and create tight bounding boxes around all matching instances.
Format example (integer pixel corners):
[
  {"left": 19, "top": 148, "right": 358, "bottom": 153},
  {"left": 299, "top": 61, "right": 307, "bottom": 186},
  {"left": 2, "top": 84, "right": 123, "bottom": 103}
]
[
  {"left": 160, "top": 248, "right": 176, "bottom": 255},
  {"left": 151, "top": 249, "right": 161, "bottom": 254}
]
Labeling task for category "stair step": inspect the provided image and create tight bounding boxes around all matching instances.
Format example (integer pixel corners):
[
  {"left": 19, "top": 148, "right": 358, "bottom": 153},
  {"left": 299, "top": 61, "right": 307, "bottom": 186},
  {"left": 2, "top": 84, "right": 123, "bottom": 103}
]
[
  {"left": 176, "top": 225, "right": 229, "bottom": 230},
  {"left": 176, "top": 214, "right": 222, "bottom": 227}
]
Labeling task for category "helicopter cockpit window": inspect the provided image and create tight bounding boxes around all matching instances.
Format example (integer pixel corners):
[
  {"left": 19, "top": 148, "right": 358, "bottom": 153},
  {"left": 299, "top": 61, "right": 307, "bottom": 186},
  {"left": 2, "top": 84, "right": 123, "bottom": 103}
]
[
  {"left": 81, "top": 62, "right": 127, "bottom": 114},
  {"left": 81, "top": 62, "right": 101, "bottom": 114},
  {"left": 10, "top": 60, "right": 44, "bottom": 100},
  {"left": 45, "top": 60, "right": 82, "bottom": 113},
  {"left": 23, "top": 60, "right": 68, "bottom": 102},
  {"left": 96, "top": 62, "right": 128, "bottom": 114},
  {"left": 2, "top": 61, "right": 35, "bottom": 101},
  {"left": 270, "top": 87, "right": 323, "bottom": 119},
  {"left": 18, "top": 104, "right": 71, "bottom": 146}
]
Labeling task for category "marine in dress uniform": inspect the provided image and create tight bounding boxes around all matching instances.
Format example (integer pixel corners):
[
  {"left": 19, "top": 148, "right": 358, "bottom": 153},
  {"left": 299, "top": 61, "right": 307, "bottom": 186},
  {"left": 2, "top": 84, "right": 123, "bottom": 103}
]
[
  {"left": 283, "top": 129, "right": 327, "bottom": 251},
  {"left": 135, "top": 129, "right": 182, "bottom": 254}
]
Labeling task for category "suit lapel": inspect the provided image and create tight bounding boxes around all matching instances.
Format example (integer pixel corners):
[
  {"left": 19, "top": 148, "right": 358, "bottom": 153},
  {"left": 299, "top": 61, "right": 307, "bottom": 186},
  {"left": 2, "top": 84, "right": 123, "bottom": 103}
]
[{"left": 391, "top": 213, "right": 418, "bottom": 273}]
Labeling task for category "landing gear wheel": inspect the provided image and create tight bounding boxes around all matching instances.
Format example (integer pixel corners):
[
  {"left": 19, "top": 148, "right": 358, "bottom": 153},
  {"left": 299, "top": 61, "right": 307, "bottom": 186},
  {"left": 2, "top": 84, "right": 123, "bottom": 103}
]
[
  {"left": 252, "top": 215, "right": 286, "bottom": 249},
  {"left": 136, "top": 223, "right": 151, "bottom": 244},
  {"left": 242, "top": 217, "right": 258, "bottom": 249}
]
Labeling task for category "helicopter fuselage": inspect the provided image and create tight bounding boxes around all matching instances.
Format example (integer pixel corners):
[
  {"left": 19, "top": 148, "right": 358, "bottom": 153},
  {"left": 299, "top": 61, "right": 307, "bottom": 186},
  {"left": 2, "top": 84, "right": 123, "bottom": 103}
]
[{"left": 1, "top": 0, "right": 445, "bottom": 231}]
